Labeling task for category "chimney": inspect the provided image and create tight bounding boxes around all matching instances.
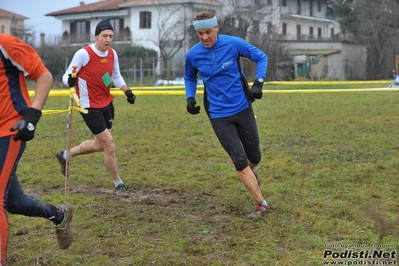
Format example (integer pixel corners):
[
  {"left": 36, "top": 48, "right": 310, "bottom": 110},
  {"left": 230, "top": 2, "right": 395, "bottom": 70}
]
[
  {"left": 80, "top": 1, "right": 84, "bottom": 6},
  {"left": 40, "top": 33, "right": 45, "bottom": 47}
]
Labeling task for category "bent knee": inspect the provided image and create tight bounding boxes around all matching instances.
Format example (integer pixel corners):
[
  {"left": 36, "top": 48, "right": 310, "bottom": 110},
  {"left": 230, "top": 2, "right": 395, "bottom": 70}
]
[
  {"left": 102, "top": 140, "right": 116, "bottom": 154},
  {"left": 233, "top": 158, "right": 249, "bottom": 171},
  {"left": 249, "top": 157, "right": 261, "bottom": 166},
  {"left": 233, "top": 155, "right": 261, "bottom": 171}
]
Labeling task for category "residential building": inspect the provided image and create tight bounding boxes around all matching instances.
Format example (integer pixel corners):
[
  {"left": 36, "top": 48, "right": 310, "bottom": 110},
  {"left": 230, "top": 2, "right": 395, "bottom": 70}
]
[
  {"left": 45, "top": 0, "right": 364, "bottom": 80},
  {"left": 46, "top": 0, "right": 223, "bottom": 76},
  {"left": 221, "top": 0, "right": 339, "bottom": 41},
  {"left": 219, "top": 0, "right": 360, "bottom": 80},
  {"left": 0, "top": 9, "right": 29, "bottom": 40},
  {"left": 277, "top": 0, "right": 339, "bottom": 40}
]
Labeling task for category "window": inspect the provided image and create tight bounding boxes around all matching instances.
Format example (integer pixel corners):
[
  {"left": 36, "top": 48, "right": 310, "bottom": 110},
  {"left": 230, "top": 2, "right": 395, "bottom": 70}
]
[
  {"left": 309, "top": 26, "right": 313, "bottom": 38},
  {"left": 253, "top": 20, "right": 260, "bottom": 33},
  {"left": 317, "top": 0, "right": 322, "bottom": 12},
  {"left": 282, "top": 23, "right": 287, "bottom": 35},
  {"left": 255, "top": 0, "right": 266, "bottom": 8},
  {"left": 69, "top": 21, "right": 90, "bottom": 43},
  {"left": 76, "top": 21, "right": 86, "bottom": 35},
  {"left": 140, "top": 11, "right": 151, "bottom": 29},
  {"left": 108, "top": 18, "right": 123, "bottom": 34},
  {"left": 297, "top": 0, "right": 301, "bottom": 15},
  {"left": 267, "top": 22, "right": 272, "bottom": 34},
  {"left": 70, "top": 21, "right": 89, "bottom": 36},
  {"left": 1, "top": 25, "right": 4, "bottom": 33},
  {"left": 297, "top": 24, "right": 301, "bottom": 39},
  {"left": 282, "top": 0, "right": 287, "bottom": 7},
  {"left": 330, "top": 28, "right": 335, "bottom": 39},
  {"left": 317, "top": 27, "right": 322, "bottom": 39}
]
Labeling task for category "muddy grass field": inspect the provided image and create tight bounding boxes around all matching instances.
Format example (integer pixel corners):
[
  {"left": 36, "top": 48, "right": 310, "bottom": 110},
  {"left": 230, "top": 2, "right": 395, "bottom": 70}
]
[{"left": 6, "top": 84, "right": 399, "bottom": 265}]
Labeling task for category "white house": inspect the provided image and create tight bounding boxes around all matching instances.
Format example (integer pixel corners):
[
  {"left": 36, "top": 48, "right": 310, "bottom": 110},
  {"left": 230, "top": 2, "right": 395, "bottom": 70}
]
[{"left": 46, "top": 0, "right": 223, "bottom": 76}]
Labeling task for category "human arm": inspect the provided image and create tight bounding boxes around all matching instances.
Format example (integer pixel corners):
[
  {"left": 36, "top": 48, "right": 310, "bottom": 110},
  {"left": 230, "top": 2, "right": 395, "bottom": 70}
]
[
  {"left": 5, "top": 36, "right": 53, "bottom": 141},
  {"left": 62, "top": 49, "right": 89, "bottom": 87},
  {"left": 111, "top": 50, "right": 135, "bottom": 104},
  {"left": 11, "top": 71, "right": 53, "bottom": 140},
  {"left": 11, "top": 71, "right": 53, "bottom": 141},
  {"left": 184, "top": 54, "right": 200, "bottom": 114},
  {"left": 31, "top": 71, "right": 52, "bottom": 110},
  {"left": 234, "top": 37, "right": 268, "bottom": 100}
]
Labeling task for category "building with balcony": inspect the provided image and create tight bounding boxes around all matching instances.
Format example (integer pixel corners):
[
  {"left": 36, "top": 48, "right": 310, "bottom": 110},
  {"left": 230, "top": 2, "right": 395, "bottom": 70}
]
[
  {"left": 0, "top": 9, "right": 29, "bottom": 41},
  {"left": 46, "top": 0, "right": 222, "bottom": 76},
  {"left": 45, "top": 0, "right": 365, "bottom": 80},
  {"left": 277, "top": 0, "right": 339, "bottom": 40}
]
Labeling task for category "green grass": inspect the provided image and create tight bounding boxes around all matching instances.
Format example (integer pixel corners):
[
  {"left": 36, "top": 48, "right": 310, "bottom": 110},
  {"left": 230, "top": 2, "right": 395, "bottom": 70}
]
[{"left": 6, "top": 83, "right": 399, "bottom": 265}]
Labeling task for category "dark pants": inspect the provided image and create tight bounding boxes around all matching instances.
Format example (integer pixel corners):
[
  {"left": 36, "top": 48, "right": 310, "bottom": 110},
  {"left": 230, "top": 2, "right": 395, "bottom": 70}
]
[
  {"left": 210, "top": 106, "right": 261, "bottom": 171},
  {"left": 0, "top": 136, "right": 62, "bottom": 263}
]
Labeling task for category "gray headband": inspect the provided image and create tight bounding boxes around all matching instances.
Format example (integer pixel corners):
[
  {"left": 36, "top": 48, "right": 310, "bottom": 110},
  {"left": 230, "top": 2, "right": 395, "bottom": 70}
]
[{"left": 193, "top": 16, "right": 217, "bottom": 30}]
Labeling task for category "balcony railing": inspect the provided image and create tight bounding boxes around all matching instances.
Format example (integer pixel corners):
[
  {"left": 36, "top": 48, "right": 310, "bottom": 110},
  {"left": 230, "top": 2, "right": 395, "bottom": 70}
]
[
  {"left": 53, "top": 32, "right": 132, "bottom": 45},
  {"left": 281, "top": 6, "right": 335, "bottom": 21}
]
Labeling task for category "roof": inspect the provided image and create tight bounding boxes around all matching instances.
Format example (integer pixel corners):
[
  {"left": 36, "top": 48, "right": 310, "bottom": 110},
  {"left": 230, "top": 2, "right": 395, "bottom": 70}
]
[
  {"left": 46, "top": 0, "right": 125, "bottom": 16},
  {"left": 46, "top": 0, "right": 222, "bottom": 16},
  {"left": 0, "top": 9, "right": 29, "bottom": 20},
  {"left": 288, "top": 49, "right": 341, "bottom": 56},
  {"left": 46, "top": 0, "right": 221, "bottom": 17}
]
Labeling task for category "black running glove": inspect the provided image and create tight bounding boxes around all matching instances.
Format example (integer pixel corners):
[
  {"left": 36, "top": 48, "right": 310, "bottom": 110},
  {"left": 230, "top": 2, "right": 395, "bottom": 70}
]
[
  {"left": 125, "top": 89, "right": 136, "bottom": 104},
  {"left": 249, "top": 79, "right": 264, "bottom": 100},
  {"left": 186, "top": 97, "right": 200, "bottom": 115},
  {"left": 10, "top": 107, "right": 42, "bottom": 141},
  {"left": 67, "top": 74, "right": 76, "bottom": 87}
]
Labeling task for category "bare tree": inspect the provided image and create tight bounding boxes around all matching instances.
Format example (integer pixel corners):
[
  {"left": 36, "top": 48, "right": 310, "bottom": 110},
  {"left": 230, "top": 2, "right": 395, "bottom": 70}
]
[
  {"left": 143, "top": 2, "right": 191, "bottom": 80},
  {"left": 333, "top": 0, "right": 399, "bottom": 79},
  {"left": 218, "top": 0, "right": 290, "bottom": 80}
]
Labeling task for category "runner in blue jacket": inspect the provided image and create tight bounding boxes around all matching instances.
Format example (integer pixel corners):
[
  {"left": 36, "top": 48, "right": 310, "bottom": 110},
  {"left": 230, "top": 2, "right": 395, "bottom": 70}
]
[{"left": 184, "top": 11, "right": 270, "bottom": 219}]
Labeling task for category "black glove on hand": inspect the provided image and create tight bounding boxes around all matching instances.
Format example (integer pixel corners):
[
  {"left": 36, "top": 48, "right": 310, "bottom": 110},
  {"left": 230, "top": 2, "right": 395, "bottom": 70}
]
[
  {"left": 249, "top": 79, "right": 264, "bottom": 100},
  {"left": 125, "top": 89, "right": 136, "bottom": 104},
  {"left": 67, "top": 74, "right": 76, "bottom": 87},
  {"left": 186, "top": 97, "right": 200, "bottom": 115},
  {"left": 10, "top": 107, "right": 42, "bottom": 141}
]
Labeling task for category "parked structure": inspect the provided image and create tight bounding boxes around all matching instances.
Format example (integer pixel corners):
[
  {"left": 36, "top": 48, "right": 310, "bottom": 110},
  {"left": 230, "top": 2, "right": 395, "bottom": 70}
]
[{"left": 283, "top": 40, "right": 367, "bottom": 80}]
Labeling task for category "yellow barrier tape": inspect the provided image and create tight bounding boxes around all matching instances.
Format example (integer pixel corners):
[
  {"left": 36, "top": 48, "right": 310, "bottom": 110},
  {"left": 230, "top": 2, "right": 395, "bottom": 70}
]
[
  {"left": 42, "top": 109, "right": 69, "bottom": 114},
  {"left": 28, "top": 87, "right": 399, "bottom": 97},
  {"left": 107, "top": 80, "right": 391, "bottom": 90},
  {"left": 74, "top": 106, "right": 88, "bottom": 114},
  {"left": 261, "top": 87, "right": 399, "bottom": 93},
  {"left": 70, "top": 87, "right": 81, "bottom": 106}
]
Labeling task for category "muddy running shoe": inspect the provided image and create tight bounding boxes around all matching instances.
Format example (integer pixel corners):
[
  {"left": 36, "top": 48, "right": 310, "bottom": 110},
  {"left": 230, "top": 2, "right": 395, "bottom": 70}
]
[
  {"left": 55, "top": 203, "right": 73, "bottom": 249},
  {"left": 248, "top": 201, "right": 270, "bottom": 219},
  {"left": 55, "top": 151, "right": 67, "bottom": 176},
  {"left": 114, "top": 183, "right": 129, "bottom": 198}
]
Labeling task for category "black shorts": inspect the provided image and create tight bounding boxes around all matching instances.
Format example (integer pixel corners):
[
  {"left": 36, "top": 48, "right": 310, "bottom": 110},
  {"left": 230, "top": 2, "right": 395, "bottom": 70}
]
[
  {"left": 80, "top": 103, "right": 113, "bottom": 135},
  {"left": 210, "top": 106, "right": 261, "bottom": 171}
]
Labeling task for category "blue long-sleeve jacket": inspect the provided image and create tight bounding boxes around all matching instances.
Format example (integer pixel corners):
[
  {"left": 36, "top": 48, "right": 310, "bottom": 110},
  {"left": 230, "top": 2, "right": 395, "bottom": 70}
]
[{"left": 184, "top": 34, "right": 268, "bottom": 119}]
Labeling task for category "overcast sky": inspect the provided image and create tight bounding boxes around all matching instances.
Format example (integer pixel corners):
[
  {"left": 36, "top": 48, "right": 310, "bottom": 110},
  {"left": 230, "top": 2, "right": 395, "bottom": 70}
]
[{"left": 2, "top": 0, "right": 99, "bottom": 43}]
